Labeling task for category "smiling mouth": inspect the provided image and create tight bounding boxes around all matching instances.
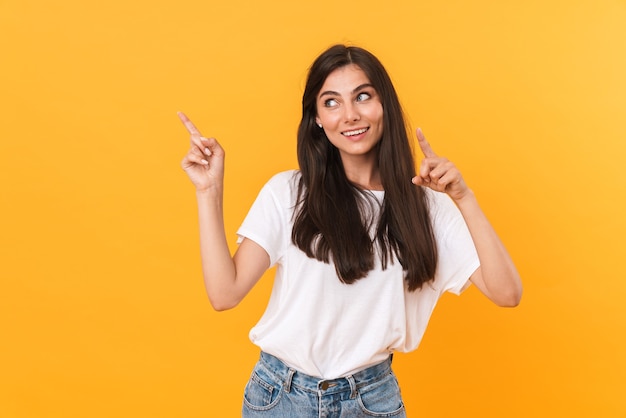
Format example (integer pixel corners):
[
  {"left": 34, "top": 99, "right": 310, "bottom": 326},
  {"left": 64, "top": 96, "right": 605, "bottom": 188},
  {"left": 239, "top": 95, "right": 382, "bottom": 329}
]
[{"left": 342, "top": 127, "right": 369, "bottom": 137}]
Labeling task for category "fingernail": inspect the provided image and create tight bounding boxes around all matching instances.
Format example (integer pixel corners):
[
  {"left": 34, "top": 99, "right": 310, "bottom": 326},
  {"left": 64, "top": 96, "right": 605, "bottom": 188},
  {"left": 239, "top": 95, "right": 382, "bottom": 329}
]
[
  {"left": 201, "top": 159, "right": 209, "bottom": 165},
  {"left": 204, "top": 148, "right": 211, "bottom": 156}
]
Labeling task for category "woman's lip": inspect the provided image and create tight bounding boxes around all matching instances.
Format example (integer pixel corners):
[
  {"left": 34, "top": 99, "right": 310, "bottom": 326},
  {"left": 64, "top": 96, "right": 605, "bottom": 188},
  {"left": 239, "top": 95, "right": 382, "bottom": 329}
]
[{"left": 341, "top": 127, "right": 369, "bottom": 137}]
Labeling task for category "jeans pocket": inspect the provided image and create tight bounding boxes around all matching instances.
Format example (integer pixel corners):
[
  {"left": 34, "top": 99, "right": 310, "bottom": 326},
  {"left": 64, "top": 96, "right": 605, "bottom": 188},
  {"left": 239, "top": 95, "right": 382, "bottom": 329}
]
[
  {"left": 243, "top": 368, "right": 283, "bottom": 412},
  {"left": 357, "top": 372, "right": 405, "bottom": 417}
]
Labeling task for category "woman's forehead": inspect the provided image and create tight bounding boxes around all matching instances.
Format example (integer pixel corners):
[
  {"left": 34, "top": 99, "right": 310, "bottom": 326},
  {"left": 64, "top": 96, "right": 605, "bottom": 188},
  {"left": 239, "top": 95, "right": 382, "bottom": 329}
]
[{"left": 319, "top": 64, "right": 372, "bottom": 94}]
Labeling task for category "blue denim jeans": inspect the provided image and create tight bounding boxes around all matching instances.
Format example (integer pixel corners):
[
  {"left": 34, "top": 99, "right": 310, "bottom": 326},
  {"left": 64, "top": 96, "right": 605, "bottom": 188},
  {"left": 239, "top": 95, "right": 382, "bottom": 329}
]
[{"left": 242, "top": 352, "right": 406, "bottom": 417}]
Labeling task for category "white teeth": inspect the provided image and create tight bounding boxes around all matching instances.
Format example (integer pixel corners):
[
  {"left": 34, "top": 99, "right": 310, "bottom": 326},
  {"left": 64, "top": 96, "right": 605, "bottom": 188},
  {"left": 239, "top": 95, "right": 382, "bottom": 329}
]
[{"left": 342, "top": 128, "right": 368, "bottom": 136}]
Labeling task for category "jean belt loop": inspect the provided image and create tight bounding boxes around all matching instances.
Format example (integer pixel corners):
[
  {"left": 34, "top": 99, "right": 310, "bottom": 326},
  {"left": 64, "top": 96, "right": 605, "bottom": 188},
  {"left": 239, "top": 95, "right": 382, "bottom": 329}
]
[
  {"left": 284, "top": 368, "right": 295, "bottom": 393},
  {"left": 346, "top": 375, "right": 357, "bottom": 399}
]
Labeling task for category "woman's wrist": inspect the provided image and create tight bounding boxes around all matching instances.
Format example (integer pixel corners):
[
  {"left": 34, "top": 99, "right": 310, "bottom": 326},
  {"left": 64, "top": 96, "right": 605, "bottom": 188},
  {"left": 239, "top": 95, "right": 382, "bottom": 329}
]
[
  {"left": 451, "top": 188, "right": 477, "bottom": 210},
  {"left": 195, "top": 185, "right": 223, "bottom": 199}
]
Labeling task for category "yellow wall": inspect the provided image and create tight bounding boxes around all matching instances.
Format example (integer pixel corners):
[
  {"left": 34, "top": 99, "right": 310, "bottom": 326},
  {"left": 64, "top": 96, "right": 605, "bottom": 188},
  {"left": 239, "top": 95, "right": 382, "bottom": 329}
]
[{"left": 1, "top": 0, "right": 625, "bottom": 416}]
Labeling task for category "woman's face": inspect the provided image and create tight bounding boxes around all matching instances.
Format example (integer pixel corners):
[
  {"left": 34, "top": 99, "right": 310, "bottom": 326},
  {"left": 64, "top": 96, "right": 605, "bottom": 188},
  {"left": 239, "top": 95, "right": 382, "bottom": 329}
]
[{"left": 315, "top": 64, "right": 384, "bottom": 162}]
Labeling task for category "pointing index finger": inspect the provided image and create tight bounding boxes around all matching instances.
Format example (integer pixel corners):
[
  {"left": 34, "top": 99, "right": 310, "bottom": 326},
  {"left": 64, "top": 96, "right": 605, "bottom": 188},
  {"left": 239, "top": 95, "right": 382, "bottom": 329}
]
[
  {"left": 416, "top": 128, "right": 438, "bottom": 158},
  {"left": 178, "top": 111, "right": 202, "bottom": 136}
]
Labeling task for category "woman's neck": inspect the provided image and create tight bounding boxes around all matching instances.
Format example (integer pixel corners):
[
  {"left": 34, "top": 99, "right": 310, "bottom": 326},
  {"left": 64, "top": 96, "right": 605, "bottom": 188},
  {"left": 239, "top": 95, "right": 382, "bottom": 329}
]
[{"left": 341, "top": 155, "right": 383, "bottom": 191}]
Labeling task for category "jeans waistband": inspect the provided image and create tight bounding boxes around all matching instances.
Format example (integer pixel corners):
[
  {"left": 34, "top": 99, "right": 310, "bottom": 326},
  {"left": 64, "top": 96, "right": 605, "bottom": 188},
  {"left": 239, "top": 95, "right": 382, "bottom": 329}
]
[{"left": 258, "top": 351, "right": 393, "bottom": 396}]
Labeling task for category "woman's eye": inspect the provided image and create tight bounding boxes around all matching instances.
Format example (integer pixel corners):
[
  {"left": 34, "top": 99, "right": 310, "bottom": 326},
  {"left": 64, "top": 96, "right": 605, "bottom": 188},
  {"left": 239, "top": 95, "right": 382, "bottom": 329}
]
[
  {"left": 324, "top": 98, "right": 338, "bottom": 107},
  {"left": 356, "top": 92, "right": 371, "bottom": 101}
]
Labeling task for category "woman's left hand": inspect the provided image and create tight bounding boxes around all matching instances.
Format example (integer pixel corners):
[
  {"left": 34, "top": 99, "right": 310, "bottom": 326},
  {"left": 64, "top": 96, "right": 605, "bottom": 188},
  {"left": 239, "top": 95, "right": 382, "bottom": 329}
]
[
  {"left": 412, "top": 128, "right": 522, "bottom": 307},
  {"left": 411, "top": 128, "right": 470, "bottom": 202}
]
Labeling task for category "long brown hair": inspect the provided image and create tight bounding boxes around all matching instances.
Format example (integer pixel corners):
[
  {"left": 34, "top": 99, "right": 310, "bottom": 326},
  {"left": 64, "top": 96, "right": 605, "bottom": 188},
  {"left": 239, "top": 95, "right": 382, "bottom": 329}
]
[{"left": 292, "top": 44, "right": 437, "bottom": 291}]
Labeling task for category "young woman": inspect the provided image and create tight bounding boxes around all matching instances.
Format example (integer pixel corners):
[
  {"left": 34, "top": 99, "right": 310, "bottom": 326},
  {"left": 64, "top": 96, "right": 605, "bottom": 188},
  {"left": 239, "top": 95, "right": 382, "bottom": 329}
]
[{"left": 179, "top": 44, "right": 522, "bottom": 417}]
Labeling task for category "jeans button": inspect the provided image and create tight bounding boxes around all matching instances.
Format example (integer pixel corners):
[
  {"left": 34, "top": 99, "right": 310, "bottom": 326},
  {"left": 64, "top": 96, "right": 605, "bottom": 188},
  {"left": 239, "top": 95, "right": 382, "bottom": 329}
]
[{"left": 320, "top": 381, "right": 329, "bottom": 390}]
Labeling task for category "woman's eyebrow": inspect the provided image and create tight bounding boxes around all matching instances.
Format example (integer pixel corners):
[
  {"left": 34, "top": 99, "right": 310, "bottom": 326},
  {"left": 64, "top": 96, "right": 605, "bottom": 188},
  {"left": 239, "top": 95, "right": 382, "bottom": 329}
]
[
  {"left": 318, "top": 84, "right": 375, "bottom": 98},
  {"left": 352, "top": 83, "right": 374, "bottom": 93}
]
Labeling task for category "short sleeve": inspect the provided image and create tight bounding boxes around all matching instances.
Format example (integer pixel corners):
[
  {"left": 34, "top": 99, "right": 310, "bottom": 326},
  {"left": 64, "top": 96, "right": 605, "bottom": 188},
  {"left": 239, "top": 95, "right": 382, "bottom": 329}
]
[
  {"left": 236, "top": 171, "right": 296, "bottom": 267},
  {"left": 427, "top": 189, "right": 481, "bottom": 295}
]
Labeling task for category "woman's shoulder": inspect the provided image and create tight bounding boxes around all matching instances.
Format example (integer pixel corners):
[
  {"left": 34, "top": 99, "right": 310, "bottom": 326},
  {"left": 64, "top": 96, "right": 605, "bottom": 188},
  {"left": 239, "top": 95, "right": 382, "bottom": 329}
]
[
  {"left": 258, "top": 170, "right": 301, "bottom": 206},
  {"left": 422, "top": 188, "right": 465, "bottom": 228},
  {"left": 265, "top": 169, "right": 301, "bottom": 191},
  {"left": 423, "top": 187, "right": 451, "bottom": 205}
]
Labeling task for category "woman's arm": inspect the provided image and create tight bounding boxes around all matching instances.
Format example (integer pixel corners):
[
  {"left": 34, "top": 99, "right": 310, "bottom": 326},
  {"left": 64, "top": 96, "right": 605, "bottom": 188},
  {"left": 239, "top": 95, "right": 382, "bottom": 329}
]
[
  {"left": 451, "top": 192, "right": 522, "bottom": 307},
  {"left": 179, "top": 112, "right": 269, "bottom": 311},
  {"left": 411, "top": 129, "right": 522, "bottom": 307}
]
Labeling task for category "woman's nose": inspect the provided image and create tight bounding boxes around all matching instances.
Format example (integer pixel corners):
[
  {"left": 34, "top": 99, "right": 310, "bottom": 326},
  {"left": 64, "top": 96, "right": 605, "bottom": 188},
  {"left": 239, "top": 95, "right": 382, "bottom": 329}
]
[{"left": 343, "top": 102, "right": 361, "bottom": 122}]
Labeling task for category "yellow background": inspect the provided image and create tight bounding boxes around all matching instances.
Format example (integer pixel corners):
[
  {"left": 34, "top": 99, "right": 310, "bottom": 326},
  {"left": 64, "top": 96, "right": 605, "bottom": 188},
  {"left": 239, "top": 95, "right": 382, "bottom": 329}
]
[{"left": 1, "top": 0, "right": 625, "bottom": 416}]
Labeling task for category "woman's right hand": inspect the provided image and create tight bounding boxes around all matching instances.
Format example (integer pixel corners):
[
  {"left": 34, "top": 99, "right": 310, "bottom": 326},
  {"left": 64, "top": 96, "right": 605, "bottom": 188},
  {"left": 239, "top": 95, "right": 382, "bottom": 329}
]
[{"left": 178, "top": 112, "right": 225, "bottom": 193}]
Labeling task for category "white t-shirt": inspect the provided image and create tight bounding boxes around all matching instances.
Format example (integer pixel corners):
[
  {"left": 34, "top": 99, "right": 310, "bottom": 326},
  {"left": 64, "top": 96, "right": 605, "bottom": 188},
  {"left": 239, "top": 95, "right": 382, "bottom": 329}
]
[{"left": 237, "top": 170, "right": 480, "bottom": 379}]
